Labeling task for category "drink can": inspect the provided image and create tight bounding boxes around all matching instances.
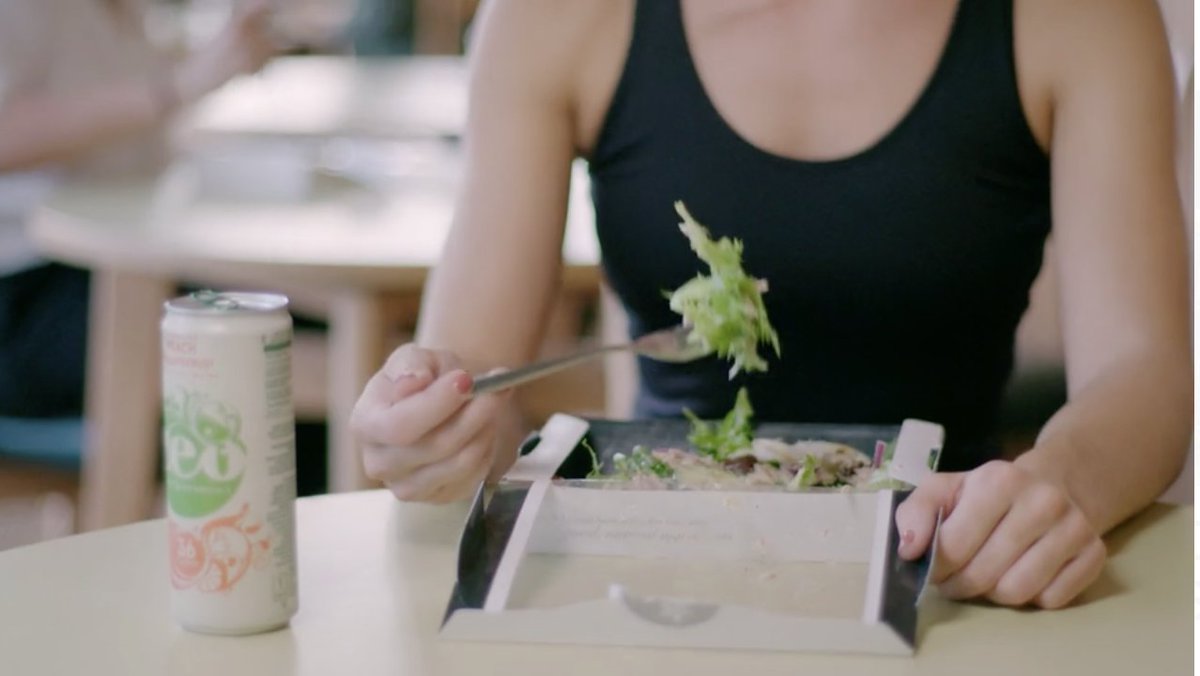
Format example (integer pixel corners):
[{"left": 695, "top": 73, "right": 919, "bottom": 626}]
[{"left": 161, "top": 291, "right": 299, "bottom": 635}]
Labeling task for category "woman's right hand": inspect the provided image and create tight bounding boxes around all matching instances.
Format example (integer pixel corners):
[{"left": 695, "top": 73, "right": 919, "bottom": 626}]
[{"left": 350, "top": 344, "right": 513, "bottom": 503}]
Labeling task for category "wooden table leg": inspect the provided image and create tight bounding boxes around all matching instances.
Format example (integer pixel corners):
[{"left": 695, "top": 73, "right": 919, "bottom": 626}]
[
  {"left": 327, "top": 292, "right": 390, "bottom": 493},
  {"left": 79, "top": 270, "right": 173, "bottom": 531}
]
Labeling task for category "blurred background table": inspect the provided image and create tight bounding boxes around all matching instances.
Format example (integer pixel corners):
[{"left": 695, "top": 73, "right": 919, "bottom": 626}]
[{"left": 185, "top": 56, "right": 468, "bottom": 141}]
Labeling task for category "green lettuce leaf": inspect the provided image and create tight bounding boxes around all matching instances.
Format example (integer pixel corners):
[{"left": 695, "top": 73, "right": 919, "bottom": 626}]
[
  {"left": 668, "top": 201, "right": 780, "bottom": 378},
  {"left": 683, "top": 386, "right": 755, "bottom": 461},
  {"left": 611, "top": 445, "right": 675, "bottom": 480}
]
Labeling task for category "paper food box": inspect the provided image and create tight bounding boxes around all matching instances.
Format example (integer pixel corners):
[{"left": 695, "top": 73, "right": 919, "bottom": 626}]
[{"left": 440, "top": 414, "right": 944, "bottom": 656}]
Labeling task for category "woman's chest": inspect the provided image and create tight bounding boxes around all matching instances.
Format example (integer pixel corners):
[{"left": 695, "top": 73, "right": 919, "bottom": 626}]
[
  {"left": 593, "top": 152, "right": 1050, "bottom": 335},
  {"left": 573, "top": 0, "right": 1053, "bottom": 160}
]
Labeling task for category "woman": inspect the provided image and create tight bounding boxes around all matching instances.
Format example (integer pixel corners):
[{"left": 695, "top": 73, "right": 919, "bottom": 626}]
[
  {"left": 352, "top": 0, "right": 1191, "bottom": 609},
  {"left": 0, "top": 0, "right": 276, "bottom": 417}
]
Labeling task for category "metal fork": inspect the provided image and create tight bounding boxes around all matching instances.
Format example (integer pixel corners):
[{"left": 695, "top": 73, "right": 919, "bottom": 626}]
[{"left": 470, "top": 325, "right": 709, "bottom": 396}]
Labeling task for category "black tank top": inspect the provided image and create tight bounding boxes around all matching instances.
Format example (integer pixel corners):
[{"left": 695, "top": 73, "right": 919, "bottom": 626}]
[{"left": 588, "top": 0, "right": 1050, "bottom": 471}]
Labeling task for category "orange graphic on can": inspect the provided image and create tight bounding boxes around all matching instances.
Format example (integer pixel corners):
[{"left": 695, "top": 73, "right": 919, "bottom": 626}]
[{"left": 170, "top": 503, "right": 272, "bottom": 593}]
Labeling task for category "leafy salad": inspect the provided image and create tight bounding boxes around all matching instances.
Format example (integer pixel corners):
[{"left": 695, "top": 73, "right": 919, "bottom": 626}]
[
  {"left": 668, "top": 201, "right": 780, "bottom": 378},
  {"left": 585, "top": 387, "right": 903, "bottom": 491},
  {"left": 574, "top": 202, "right": 903, "bottom": 492}
]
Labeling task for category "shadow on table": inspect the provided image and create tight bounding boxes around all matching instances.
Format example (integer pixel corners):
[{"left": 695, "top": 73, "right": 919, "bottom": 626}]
[
  {"left": 1074, "top": 565, "right": 1128, "bottom": 606},
  {"left": 388, "top": 499, "right": 472, "bottom": 548},
  {"left": 920, "top": 504, "right": 1175, "bottom": 620},
  {"left": 1104, "top": 503, "right": 1175, "bottom": 557},
  {"left": 915, "top": 593, "right": 964, "bottom": 646},
  {"left": 916, "top": 547, "right": 1130, "bottom": 620}
]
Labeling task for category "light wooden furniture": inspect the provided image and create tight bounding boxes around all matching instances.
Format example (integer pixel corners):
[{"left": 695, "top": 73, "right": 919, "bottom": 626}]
[
  {"left": 183, "top": 56, "right": 468, "bottom": 142},
  {"left": 0, "top": 491, "right": 1188, "bottom": 675},
  {"left": 23, "top": 56, "right": 599, "bottom": 531},
  {"left": 29, "top": 162, "right": 599, "bottom": 531}
]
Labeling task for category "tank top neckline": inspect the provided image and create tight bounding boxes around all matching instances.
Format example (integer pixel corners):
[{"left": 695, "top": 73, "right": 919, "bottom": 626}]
[{"left": 670, "top": 0, "right": 969, "bottom": 169}]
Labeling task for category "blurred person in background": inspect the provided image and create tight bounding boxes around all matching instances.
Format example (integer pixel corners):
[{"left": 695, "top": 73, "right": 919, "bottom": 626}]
[
  {"left": 0, "top": 0, "right": 277, "bottom": 419},
  {"left": 353, "top": 0, "right": 1191, "bottom": 610},
  {"left": 347, "top": 0, "right": 478, "bottom": 55},
  {"left": 346, "top": 0, "right": 415, "bottom": 55}
]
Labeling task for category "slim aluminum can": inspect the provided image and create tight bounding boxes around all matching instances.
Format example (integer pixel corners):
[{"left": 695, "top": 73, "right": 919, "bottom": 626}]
[{"left": 161, "top": 291, "right": 299, "bottom": 635}]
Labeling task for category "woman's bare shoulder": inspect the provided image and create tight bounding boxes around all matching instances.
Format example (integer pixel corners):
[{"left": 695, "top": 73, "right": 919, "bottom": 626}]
[
  {"left": 469, "top": 0, "right": 633, "bottom": 152},
  {"left": 1018, "top": 0, "right": 1174, "bottom": 93},
  {"left": 1015, "top": 0, "right": 1175, "bottom": 148},
  {"left": 469, "top": 0, "right": 628, "bottom": 92}
]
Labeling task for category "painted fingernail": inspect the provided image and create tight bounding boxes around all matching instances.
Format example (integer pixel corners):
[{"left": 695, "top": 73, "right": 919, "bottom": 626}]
[{"left": 452, "top": 370, "right": 473, "bottom": 395}]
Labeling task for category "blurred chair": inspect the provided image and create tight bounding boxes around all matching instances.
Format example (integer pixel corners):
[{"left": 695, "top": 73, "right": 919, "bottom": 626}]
[
  {"left": 346, "top": 0, "right": 415, "bottom": 55},
  {"left": 0, "top": 418, "right": 81, "bottom": 548},
  {"left": 346, "top": 0, "right": 478, "bottom": 55},
  {"left": 0, "top": 417, "right": 83, "bottom": 470}
]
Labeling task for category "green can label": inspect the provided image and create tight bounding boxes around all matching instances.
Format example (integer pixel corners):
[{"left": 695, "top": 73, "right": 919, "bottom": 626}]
[{"left": 164, "top": 390, "right": 248, "bottom": 518}]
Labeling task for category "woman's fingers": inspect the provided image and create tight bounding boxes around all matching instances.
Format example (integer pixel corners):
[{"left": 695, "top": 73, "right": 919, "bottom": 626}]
[
  {"left": 378, "top": 345, "right": 463, "bottom": 383},
  {"left": 895, "top": 472, "right": 962, "bottom": 560},
  {"left": 361, "top": 389, "right": 510, "bottom": 480},
  {"left": 931, "top": 461, "right": 1023, "bottom": 584},
  {"left": 420, "top": 388, "right": 511, "bottom": 463},
  {"left": 387, "top": 425, "right": 496, "bottom": 503},
  {"left": 380, "top": 344, "right": 440, "bottom": 381},
  {"left": 986, "top": 510, "right": 1103, "bottom": 607},
  {"left": 938, "top": 482, "right": 1067, "bottom": 599},
  {"left": 900, "top": 460, "right": 1105, "bottom": 608},
  {"left": 354, "top": 369, "right": 473, "bottom": 448},
  {"left": 351, "top": 345, "right": 443, "bottom": 443},
  {"left": 351, "top": 343, "right": 513, "bottom": 504},
  {"left": 1032, "top": 538, "right": 1107, "bottom": 609}
]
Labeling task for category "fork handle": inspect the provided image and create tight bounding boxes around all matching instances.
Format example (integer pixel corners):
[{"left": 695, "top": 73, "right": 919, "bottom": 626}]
[{"left": 470, "top": 343, "right": 625, "bottom": 396}]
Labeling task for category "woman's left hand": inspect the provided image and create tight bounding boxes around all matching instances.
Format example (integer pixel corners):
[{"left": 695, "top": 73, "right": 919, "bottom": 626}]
[{"left": 895, "top": 460, "right": 1106, "bottom": 609}]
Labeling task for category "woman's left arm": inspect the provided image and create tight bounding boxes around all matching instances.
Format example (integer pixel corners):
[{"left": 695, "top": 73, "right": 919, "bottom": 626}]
[
  {"left": 1024, "top": 0, "right": 1191, "bottom": 534},
  {"left": 897, "top": 0, "right": 1191, "bottom": 609}
]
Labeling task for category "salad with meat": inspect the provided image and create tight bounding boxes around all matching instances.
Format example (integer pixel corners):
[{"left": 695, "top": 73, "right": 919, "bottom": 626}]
[
  {"left": 580, "top": 203, "right": 901, "bottom": 492},
  {"left": 585, "top": 387, "right": 903, "bottom": 492}
]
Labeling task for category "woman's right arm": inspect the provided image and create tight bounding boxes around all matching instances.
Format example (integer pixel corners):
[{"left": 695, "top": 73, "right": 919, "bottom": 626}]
[{"left": 352, "top": 0, "right": 589, "bottom": 502}]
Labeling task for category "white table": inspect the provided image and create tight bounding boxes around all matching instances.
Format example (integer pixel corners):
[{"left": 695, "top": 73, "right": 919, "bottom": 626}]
[{"left": 0, "top": 492, "right": 1189, "bottom": 675}]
